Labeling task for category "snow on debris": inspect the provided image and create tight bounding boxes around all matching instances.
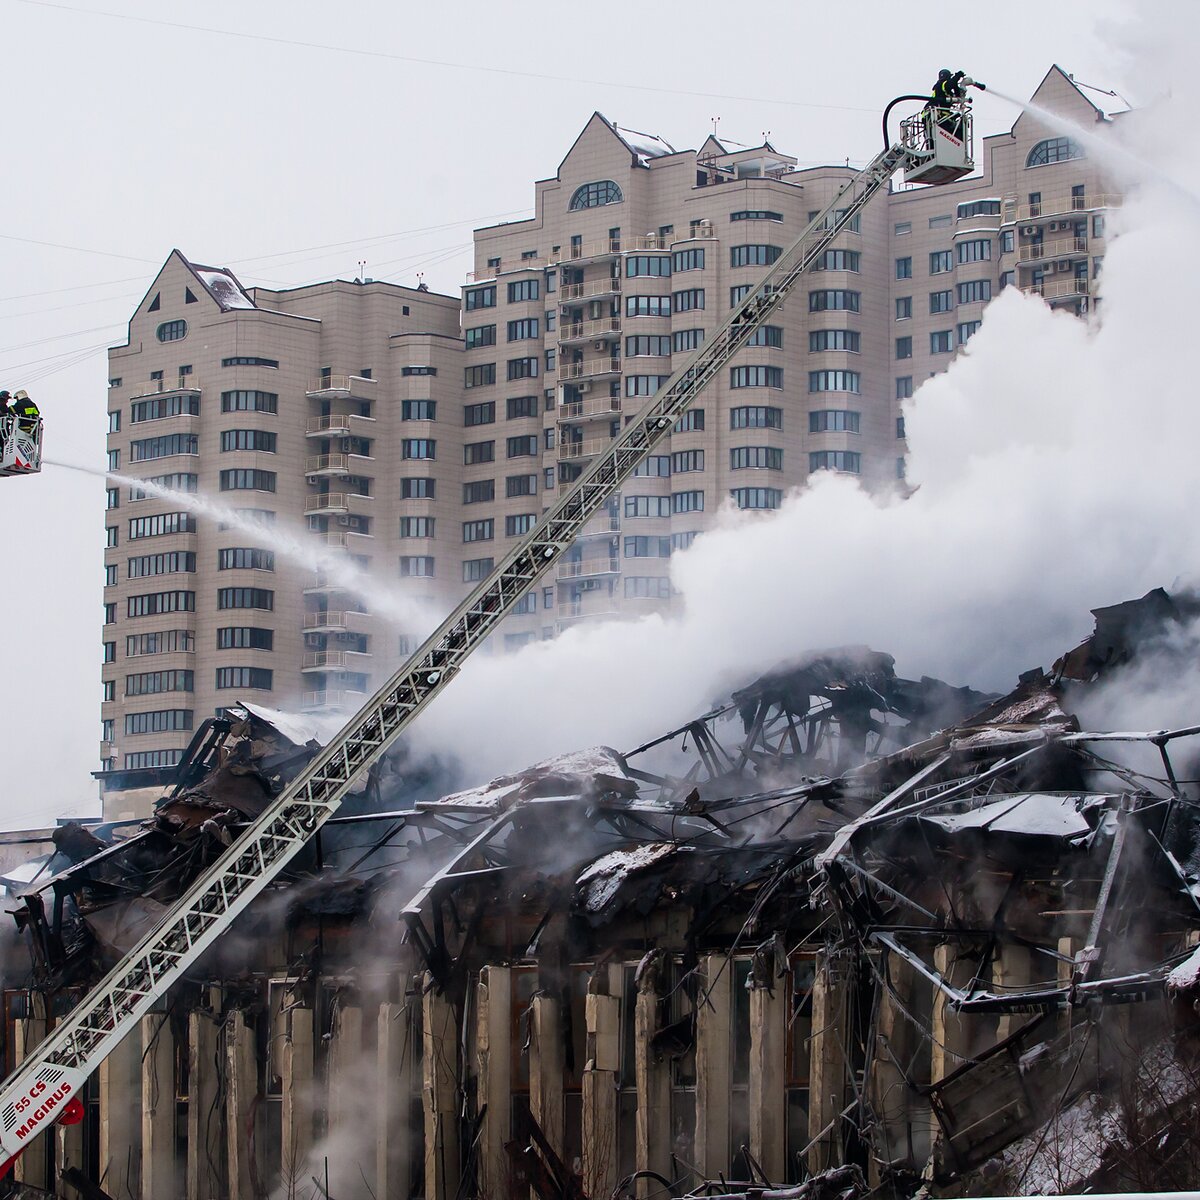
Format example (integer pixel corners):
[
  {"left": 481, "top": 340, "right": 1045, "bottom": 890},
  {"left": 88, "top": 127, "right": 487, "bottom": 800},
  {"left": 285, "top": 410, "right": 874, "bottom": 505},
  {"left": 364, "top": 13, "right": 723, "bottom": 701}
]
[
  {"left": 194, "top": 267, "right": 256, "bottom": 311},
  {"left": 614, "top": 124, "right": 676, "bottom": 164},
  {"left": 234, "top": 702, "right": 344, "bottom": 749},
  {"left": 1168, "top": 944, "right": 1200, "bottom": 992},
  {"left": 923, "top": 793, "right": 1093, "bottom": 840},
  {"left": 576, "top": 842, "right": 680, "bottom": 912}
]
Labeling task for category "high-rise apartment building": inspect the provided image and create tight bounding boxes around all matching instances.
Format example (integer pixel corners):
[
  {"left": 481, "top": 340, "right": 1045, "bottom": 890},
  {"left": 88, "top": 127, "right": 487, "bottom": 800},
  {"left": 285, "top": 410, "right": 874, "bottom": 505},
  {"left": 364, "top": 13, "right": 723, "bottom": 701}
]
[{"left": 101, "top": 66, "right": 1117, "bottom": 814}]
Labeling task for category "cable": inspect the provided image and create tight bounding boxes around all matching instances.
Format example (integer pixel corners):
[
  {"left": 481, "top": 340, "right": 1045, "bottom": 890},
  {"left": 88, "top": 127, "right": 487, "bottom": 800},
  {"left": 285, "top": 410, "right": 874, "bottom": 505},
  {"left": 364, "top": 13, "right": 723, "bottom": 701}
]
[
  {"left": 0, "top": 232, "right": 157, "bottom": 264},
  {"left": 16, "top": 0, "right": 880, "bottom": 114}
]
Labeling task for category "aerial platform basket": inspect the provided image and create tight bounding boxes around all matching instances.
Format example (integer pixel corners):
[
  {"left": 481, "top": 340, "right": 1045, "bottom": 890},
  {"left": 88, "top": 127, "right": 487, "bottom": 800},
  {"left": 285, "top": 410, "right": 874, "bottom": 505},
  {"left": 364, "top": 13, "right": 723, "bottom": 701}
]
[
  {"left": 0, "top": 414, "right": 43, "bottom": 477},
  {"left": 900, "top": 104, "right": 975, "bottom": 185}
]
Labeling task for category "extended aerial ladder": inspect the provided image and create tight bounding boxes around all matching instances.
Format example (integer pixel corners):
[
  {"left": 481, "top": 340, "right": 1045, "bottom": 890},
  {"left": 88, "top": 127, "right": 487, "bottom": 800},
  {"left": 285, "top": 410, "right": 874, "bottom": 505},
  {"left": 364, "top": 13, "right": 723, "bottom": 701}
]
[{"left": 0, "top": 82, "right": 982, "bottom": 1166}]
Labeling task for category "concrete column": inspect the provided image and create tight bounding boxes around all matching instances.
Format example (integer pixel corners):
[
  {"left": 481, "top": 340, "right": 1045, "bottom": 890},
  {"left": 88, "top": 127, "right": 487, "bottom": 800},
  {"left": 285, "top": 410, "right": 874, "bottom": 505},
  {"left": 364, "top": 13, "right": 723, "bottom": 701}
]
[
  {"left": 582, "top": 992, "right": 620, "bottom": 1200},
  {"left": 634, "top": 981, "right": 670, "bottom": 1198},
  {"left": 930, "top": 943, "right": 978, "bottom": 1167},
  {"left": 993, "top": 944, "right": 1035, "bottom": 1042},
  {"left": 807, "top": 950, "right": 849, "bottom": 1174},
  {"left": 56, "top": 1112, "right": 86, "bottom": 1200},
  {"left": 280, "top": 1000, "right": 314, "bottom": 1194},
  {"left": 529, "top": 992, "right": 564, "bottom": 1160},
  {"left": 13, "top": 994, "right": 47, "bottom": 1190},
  {"left": 225, "top": 1009, "right": 258, "bottom": 1200},
  {"left": 870, "top": 953, "right": 918, "bottom": 1182},
  {"left": 141, "top": 1013, "right": 176, "bottom": 1198},
  {"left": 99, "top": 1024, "right": 141, "bottom": 1199},
  {"left": 423, "top": 980, "right": 459, "bottom": 1200},
  {"left": 326, "top": 1005, "right": 371, "bottom": 1197},
  {"left": 377, "top": 1001, "right": 416, "bottom": 1200},
  {"left": 187, "top": 1006, "right": 223, "bottom": 1200},
  {"left": 749, "top": 978, "right": 787, "bottom": 1184},
  {"left": 694, "top": 954, "right": 731, "bottom": 1180},
  {"left": 475, "top": 966, "right": 511, "bottom": 1200}
]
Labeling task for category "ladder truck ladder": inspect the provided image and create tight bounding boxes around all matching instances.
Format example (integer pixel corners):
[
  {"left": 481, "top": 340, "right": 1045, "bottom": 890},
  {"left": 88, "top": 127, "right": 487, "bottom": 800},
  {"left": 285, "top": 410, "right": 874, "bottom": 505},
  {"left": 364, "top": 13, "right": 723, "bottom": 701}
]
[{"left": 0, "top": 102, "right": 968, "bottom": 1161}]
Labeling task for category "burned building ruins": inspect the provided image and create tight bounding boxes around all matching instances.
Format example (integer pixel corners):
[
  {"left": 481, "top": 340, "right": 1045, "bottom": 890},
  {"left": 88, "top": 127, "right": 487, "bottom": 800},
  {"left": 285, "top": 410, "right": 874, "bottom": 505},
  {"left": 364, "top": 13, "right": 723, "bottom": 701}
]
[{"left": 5, "top": 588, "right": 1200, "bottom": 1200}]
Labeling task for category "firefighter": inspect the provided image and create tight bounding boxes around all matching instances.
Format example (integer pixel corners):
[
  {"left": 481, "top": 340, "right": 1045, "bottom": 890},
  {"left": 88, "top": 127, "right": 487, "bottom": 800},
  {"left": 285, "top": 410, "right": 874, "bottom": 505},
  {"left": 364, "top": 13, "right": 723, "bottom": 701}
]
[
  {"left": 927, "top": 69, "right": 971, "bottom": 138},
  {"left": 0, "top": 391, "right": 11, "bottom": 419},
  {"left": 9, "top": 390, "right": 38, "bottom": 431}
]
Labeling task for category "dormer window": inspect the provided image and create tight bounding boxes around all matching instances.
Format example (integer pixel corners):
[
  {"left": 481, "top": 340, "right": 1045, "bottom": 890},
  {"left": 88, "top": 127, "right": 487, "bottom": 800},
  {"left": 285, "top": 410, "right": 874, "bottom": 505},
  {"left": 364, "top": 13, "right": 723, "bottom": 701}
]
[{"left": 569, "top": 180, "right": 623, "bottom": 210}]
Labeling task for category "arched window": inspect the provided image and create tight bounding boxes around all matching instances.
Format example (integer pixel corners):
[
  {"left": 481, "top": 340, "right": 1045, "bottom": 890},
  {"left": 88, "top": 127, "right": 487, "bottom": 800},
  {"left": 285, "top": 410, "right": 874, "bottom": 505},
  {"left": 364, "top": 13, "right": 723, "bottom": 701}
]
[
  {"left": 1026, "top": 137, "right": 1083, "bottom": 167},
  {"left": 156, "top": 319, "right": 188, "bottom": 342},
  {"left": 569, "top": 180, "right": 623, "bottom": 210}
]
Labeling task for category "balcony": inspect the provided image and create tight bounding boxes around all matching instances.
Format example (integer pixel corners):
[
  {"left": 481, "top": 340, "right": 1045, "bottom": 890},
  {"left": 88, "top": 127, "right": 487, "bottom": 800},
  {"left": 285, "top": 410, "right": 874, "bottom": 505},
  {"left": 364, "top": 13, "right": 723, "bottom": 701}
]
[
  {"left": 304, "top": 492, "right": 372, "bottom": 516},
  {"left": 559, "top": 276, "right": 621, "bottom": 303},
  {"left": 305, "top": 412, "right": 375, "bottom": 438},
  {"left": 559, "top": 396, "right": 621, "bottom": 422},
  {"left": 303, "top": 610, "right": 368, "bottom": 633},
  {"left": 302, "top": 649, "right": 371, "bottom": 672},
  {"left": 558, "top": 316, "right": 621, "bottom": 345},
  {"left": 558, "top": 239, "right": 621, "bottom": 266},
  {"left": 560, "top": 357, "right": 621, "bottom": 382},
  {"left": 129, "top": 379, "right": 201, "bottom": 399},
  {"left": 305, "top": 374, "right": 378, "bottom": 400},
  {"left": 557, "top": 558, "right": 620, "bottom": 581},
  {"left": 319, "top": 529, "right": 372, "bottom": 550},
  {"left": 1021, "top": 276, "right": 1093, "bottom": 301},
  {"left": 1004, "top": 192, "right": 1123, "bottom": 224},
  {"left": 578, "top": 512, "right": 621, "bottom": 538},
  {"left": 1018, "top": 237, "right": 1088, "bottom": 264},
  {"left": 304, "top": 453, "right": 352, "bottom": 477},
  {"left": 301, "top": 688, "right": 366, "bottom": 711},
  {"left": 556, "top": 607, "right": 620, "bottom": 632},
  {"left": 626, "top": 229, "right": 713, "bottom": 251},
  {"left": 466, "top": 257, "right": 547, "bottom": 282},
  {"left": 557, "top": 436, "right": 612, "bottom": 462}
]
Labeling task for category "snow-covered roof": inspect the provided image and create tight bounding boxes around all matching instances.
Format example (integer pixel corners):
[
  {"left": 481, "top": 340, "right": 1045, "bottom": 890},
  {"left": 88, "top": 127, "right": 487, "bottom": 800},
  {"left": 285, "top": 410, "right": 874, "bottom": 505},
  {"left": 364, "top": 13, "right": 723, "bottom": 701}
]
[
  {"left": 186, "top": 259, "right": 257, "bottom": 311},
  {"left": 613, "top": 124, "right": 677, "bottom": 165},
  {"left": 922, "top": 793, "right": 1094, "bottom": 840},
  {"left": 233, "top": 701, "right": 346, "bottom": 748}
]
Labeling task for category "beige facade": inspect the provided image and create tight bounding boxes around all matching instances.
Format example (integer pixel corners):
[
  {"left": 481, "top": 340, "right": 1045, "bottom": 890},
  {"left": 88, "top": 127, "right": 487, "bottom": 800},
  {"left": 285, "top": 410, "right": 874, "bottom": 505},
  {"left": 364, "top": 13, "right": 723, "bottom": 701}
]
[{"left": 102, "top": 66, "right": 1117, "bottom": 811}]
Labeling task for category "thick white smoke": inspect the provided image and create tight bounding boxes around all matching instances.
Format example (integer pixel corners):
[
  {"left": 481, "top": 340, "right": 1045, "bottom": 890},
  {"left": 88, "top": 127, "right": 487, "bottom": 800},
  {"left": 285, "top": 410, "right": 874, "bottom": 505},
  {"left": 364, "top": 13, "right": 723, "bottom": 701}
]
[{"left": 411, "top": 24, "right": 1200, "bottom": 784}]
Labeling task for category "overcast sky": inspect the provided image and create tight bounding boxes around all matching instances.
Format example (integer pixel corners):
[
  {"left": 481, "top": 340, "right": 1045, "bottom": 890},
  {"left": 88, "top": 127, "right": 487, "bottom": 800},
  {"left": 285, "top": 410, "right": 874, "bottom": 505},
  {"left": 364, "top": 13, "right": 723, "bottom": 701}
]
[{"left": 0, "top": 0, "right": 1147, "bottom": 828}]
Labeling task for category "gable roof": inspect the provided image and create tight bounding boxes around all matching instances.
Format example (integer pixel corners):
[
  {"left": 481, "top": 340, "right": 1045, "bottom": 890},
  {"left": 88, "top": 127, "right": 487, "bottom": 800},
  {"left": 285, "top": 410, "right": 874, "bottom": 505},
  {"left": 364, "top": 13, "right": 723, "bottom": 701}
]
[
  {"left": 180, "top": 255, "right": 256, "bottom": 311},
  {"left": 558, "top": 112, "right": 681, "bottom": 174}
]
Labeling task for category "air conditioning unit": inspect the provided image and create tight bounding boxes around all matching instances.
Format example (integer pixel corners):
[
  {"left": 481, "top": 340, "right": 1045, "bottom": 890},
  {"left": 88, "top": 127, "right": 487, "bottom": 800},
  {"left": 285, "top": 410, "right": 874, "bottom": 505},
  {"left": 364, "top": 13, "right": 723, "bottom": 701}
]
[
  {"left": 306, "top": 474, "right": 320, "bottom": 485},
  {"left": 336, "top": 515, "right": 352, "bottom": 526},
  {"left": 1022, "top": 225, "right": 1039, "bottom": 236},
  {"left": 1048, "top": 221, "right": 1059, "bottom": 232},
  {"left": 577, "top": 381, "right": 592, "bottom": 394},
  {"left": 579, "top": 579, "right": 600, "bottom": 592},
  {"left": 698, "top": 220, "right": 713, "bottom": 236},
  {"left": 1057, "top": 260, "right": 1073, "bottom": 272},
  {"left": 593, "top": 340, "right": 607, "bottom": 351},
  {"left": 340, "top": 438, "right": 353, "bottom": 453}
]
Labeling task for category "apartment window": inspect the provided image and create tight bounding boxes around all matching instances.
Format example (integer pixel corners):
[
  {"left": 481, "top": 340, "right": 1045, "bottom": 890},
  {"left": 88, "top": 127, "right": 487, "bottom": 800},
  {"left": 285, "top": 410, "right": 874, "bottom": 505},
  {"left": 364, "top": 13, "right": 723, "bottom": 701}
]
[
  {"left": 505, "top": 474, "right": 537, "bottom": 497},
  {"left": 730, "top": 406, "right": 781, "bottom": 430},
  {"left": 215, "top": 666, "right": 273, "bottom": 690},
  {"left": 221, "top": 390, "right": 277, "bottom": 413},
  {"left": 730, "top": 487, "right": 782, "bottom": 510},
  {"left": 930, "top": 330, "right": 954, "bottom": 354},
  {"left": 1026, "top": 137, "right": 1083, "bottom": 167},
  {"left": 625, "top": 496, "right": 671, "bottom": 518},
  {"left": 399, "top": 556, "right": 436, "bottom": 578},
  {"left": 102, "top": 641, "right": 116, "bottom": 664},
  {"left": 624, "top": 576, "right": 671, "bottom": 599},
  {"left": 897, "top": 416, "right": 906, "bottom": 439},
  {"left": 506, "top": 435, "right": 538, "bottom": 458},
  {"left": 545, "top": 309, "right": 556, "bottom": 333},
  {"left": 401, "top": 477, "right": 435, "bottom": 499},
  {"left": 219, "top": 468, "right": 275, "bottom": 492},
  {"left": 222, "top": 356, "right": 279, "bottom": 368},
  {"left": 217, "top": 587, "right": 273, "bottom": 611},
  {"left": 506, "top": 513, "right": 536, "bottom": 537},
  {"left": 507, "top": 279, "right": 539, "bottom": 303},
  {"left": 1000, "top": 270, "right": 1015, "bottom": 291},
  {"left": 543, "top": 587, "right": 554, "bottom": 609},
  {"left": 465, "top": 285, "right": 496, "bottom": 311},
  {"left": 929, "top": 251, "right": 953, "bottom": 275},
  {"left": 464, "top": 441, "right": 495, "bottom": 465},
  {"left": 730, "top": 245, "right": 782, "bottom": 268},
  {"left": 624, "top": 536, "right": 671, "bottom": 558},
  {"left": 815, "top": 249, "right": 860, "bottom": 272},
  {"left": 127, "top": 551, "right": 196, "bottom": 578},
  {"left": 730, "top": 366, "right": 782, "bottom": 389},
  {"left": 107, "top": 410, "right": 121, "bottom": 433},
  {"left": 462, "top": 519, "right": 494, "bottom": 543},
  {"left": 957, "top": 238, "right": 991, "bottom": 264},
  {"left": 674, "top": 410, "right": 704, "bottom": 433},
  {"left": 399, "top": 516, "right": 435, "bottom": 539},
  {"left": 929, "top": 290, "right": 953, "bottom": 314},
  {"left": 673, "top": 329, "right": 704, "bottom": 353},
  {"left": 218, "top": 548, "right": 274, "bottom": 571},
  {"left": 464, "top": 401, "right": 496, "bottom": 427},
  {"left": 464, "top": 324, "right": 497, "bottom": 353},
  {"left": 626, "top": 335, "right": 672, "bottom": 357},
  {"left": 106, "top": 525, "right": 119, "bottom": 548},
  {"left": 929, "top": 214, "right": 952, "bottom": 229},
  {"left": 1000, "top": 229, "right": 1015, "bottom": 253},
  {"left": 568, "top": 180, "right": 623, "bottom": 209},
  {"left": 463, "top": 557, "right": 494, "bottom": 582},
  {"left": 217, "top": 627, "right": 274, "bottom": 651},
  {"left": 634, "top": 456, "right": 670, "bottom": 477},
  {"left": 809, "top": 450, "right": 861, "bottom": 473},
  {"left": 129, "top": 473, "right": 198, "bottom": 500},
  {"left": 507, "top": 357, "right": 538, "bottom": 381},
  {"left": 957, "top": 320, "right": 982, "bottom": 344},
  {"left": 894, "top": 222, "right": 912, "bottom": 236},
  {"left": 107, "top": 449, "right": 120, "bottom": 472},
  {"left": 124, "top": 750, "right": 183, "bottom": 770},
  {"left": 127, "top": 590, "right": 195, "bottom": 617},
  {"left": 672, "top": 288, "right": 705, "bottom": 312},
  {"left": 730, "top": 284, "right": 753, "bottom": 307},
  {"left": 957, "top": 279, "right": 992, "bottom": 304},
  {"left": 809, "top": 370, "right": 860, "bottom": 394},
  {"left": 402, "top": 439, "right": 436, "bottom": 460},
  {"left": 463, "top": 480, "right": 495, "bottom": 504},
  {"left": 102, "top": 677, "right": 116, "bottom": 697},
  {"left": 730, "top": 446, "right": 783, "bottom": 470},
  {"left": 128, "top": 511, "right": 195, "bottom": 539},
  {"left": 808, "top": 290, "right": 860, "bottom": 312},
  {"left": 672, "top": 248, "right": 705, "bottom": 272},
  {"left": 809, "top": 410, "right": 860, "bottom": 433},
  {"left": 156, "top": 319, "right": 187, "bottom": 342},
  {"left": 465, "top": 364, "right": 496, "bottom": 388},
  {"left": 957, "top": 199, "right": 1001, "bottom": 219},
  {"left": 124, "top": 710, "right": 193, "bottom": 735},
  {"left": 103, "top": 603, "right": 116, "bottom": 624},
  {"left": 109, "top": 377, "right": 123, "bottom": 388},
  {"left": 105, "top": 564, "right": 117, "bottom": 587},
  {"left": 672, "top": 490, "right": 704, "bottom": 514},
  {"left": 626, "top": 255, "right": 671, "bottom": 278},
  {"left": 544, "top": 467, "right": 555, "bottom": 490},
  {"left": 626, "top": 295, "right": 671, "bottom": 317},
  {"left": 544, "top": 348, "right": 556, "bottom": 372},
  {"left": 130, "top": 433, "right": 197, "bottom": 461},
  {"left": 220, "top": 429, "right": 276, "bottom": 452},
  {"left": 126, "top": 668, "right": 193, "bottom": 697},
  {"left": 895, "top": 297, "right": 912, "bottom": 321},
  {"left": 507, "top": 318, "right": 539, "bottom": 341},
  {"left": 130, "top": 393, "right": 200, "bottom": 424},
  {"left": 895, "top": 376, "right": 913, "bottom": 400},
  {"left": 895, "top": 336, "right": 912, "bottom": 360},
  {"left": 507, "top": 395, "right": 539, "bottom": 420},
  {"left": 106, "top": 488, "right": 120, "bottom": 510},
  {"left": 1093, "top": 215, "right": 1106, "bottom": 238},
  {"left": 671, "top": 450, "right": 704, "bottom": 474},
  {"left": 626, "top": 375, "right": 668, "bottom": 397},
  {"left": 223, "top": 508, "right": 275, "bottom": 531}
]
